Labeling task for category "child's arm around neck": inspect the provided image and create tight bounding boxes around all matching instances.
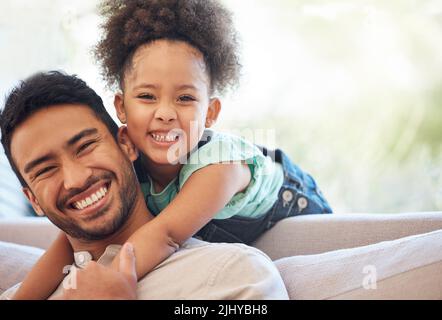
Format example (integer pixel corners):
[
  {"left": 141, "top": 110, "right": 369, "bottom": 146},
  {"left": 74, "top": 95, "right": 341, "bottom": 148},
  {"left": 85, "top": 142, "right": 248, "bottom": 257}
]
[{"left": 110, "top": 162, "right": 251, "bottom": 280}]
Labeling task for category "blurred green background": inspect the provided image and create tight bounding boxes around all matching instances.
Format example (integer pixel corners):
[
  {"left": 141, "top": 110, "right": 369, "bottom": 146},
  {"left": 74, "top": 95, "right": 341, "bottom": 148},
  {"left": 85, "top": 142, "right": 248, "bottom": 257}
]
[
  {"left": 1, "top": 0, "right": 441, "bottom": 215},
  {"left": 219, "top": 0, "right": 442, "bottom": 213}
]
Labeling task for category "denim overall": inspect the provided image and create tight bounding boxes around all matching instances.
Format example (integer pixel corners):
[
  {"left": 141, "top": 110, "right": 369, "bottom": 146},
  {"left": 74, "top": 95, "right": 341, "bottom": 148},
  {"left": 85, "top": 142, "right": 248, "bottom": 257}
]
[
  {"left": 134, "top": 133, "right": 333, "bottom": 245},
  {"left": 194, "top": 146, "right": 333, "bottom": 244}
]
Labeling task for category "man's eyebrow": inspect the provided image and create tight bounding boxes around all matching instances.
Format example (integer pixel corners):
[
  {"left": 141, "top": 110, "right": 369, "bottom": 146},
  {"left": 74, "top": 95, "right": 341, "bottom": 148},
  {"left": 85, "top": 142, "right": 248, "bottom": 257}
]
[
  {"left": 66, "top": 128, "right": 99, "bottom": 147},
  {"left": 24, "top": 154, "right": 55, "bottom": 174}
]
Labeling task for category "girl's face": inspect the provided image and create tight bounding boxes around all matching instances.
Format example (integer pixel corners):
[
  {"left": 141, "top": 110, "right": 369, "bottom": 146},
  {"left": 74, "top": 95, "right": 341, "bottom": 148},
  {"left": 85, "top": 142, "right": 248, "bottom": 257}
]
[{"left": 115, "top": 39, "right": 220, "bottom": 166}]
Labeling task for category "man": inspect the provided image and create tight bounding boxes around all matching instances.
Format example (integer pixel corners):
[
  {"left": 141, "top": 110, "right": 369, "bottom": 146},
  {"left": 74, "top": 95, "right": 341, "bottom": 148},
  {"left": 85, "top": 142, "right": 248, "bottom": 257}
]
[{"left": 0, "top": 71, "right": 288, "bottom": 299}]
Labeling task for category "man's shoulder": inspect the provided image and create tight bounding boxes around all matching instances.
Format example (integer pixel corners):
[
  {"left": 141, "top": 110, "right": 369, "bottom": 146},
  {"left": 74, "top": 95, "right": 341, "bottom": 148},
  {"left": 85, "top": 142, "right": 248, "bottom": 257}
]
[
  {"left": 0, "top": 283, "right": 20, "bottom": 300},
  {"left": 138, "top": 238, "right": 288, "bottom": 299},
  {"left": 173, "top": 238, "right": 286, "bottom": 290},
  {"left": 179, "top": 237, "right": 272, "bottom": 262}
]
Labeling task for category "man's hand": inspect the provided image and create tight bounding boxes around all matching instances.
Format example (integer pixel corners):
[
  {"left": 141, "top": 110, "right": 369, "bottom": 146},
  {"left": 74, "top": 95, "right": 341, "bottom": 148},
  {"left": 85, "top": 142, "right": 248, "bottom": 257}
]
[{"left": 55, "top": 243, "right": 137, "bottom": 300}]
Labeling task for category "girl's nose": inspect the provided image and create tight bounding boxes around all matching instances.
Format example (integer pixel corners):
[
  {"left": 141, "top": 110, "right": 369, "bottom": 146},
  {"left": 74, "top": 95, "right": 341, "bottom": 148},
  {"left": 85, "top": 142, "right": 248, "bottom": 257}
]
[{"left": 154, "top": 103, "right": 177, "bottom": 123}]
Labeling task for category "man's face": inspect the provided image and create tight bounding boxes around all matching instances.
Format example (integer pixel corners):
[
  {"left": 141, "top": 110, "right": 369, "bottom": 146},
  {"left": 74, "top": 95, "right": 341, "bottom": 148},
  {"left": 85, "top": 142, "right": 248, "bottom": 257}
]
[{"left": 10, "top": 104, "right": 138, "bottom": 241}]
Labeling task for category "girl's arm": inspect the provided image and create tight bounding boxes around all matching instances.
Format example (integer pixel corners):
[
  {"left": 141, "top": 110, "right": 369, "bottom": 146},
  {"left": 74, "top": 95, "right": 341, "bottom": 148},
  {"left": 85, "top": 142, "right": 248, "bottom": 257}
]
[
  {"left": 12, "top": 231, "right": 74, "bottom": 300},
  {"left": 111, "top": 162, "right": 251, "bottom": 280}
]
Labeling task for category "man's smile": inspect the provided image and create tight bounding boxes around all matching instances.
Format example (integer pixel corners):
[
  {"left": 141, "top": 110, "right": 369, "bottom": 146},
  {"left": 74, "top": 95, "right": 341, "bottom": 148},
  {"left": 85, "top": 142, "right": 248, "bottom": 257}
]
[
  {"left": 73, "top": 186, "right": 108, "bottom": 210},
  {"left": 65, "top": 181, "right": 112, "bottom": 217}
]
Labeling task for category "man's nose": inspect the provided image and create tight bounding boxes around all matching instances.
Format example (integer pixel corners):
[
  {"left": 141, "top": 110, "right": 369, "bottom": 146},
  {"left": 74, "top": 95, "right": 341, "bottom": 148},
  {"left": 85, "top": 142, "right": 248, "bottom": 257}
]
[
  {"left": 62, "top": 159, "right": 93, "bottom": 191},
  {"left": 154, "top": 102, "right": 177, "bottom": 123}
]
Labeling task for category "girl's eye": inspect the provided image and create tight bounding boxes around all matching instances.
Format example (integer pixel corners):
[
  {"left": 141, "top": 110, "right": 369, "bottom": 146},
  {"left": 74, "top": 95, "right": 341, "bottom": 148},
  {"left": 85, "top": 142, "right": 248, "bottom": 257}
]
[
  {"left": 138, "top": 94, "right": 156, "bottom": 100},
  {"left": 178, "top": 95, "right": 196, "bottom": 102}
]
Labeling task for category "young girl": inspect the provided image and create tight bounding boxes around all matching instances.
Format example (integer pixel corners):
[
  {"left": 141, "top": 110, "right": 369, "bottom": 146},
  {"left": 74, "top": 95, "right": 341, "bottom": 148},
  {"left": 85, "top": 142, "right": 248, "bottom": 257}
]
[{"left": 13, "top": 0, "right": 332, "bottom": 299}]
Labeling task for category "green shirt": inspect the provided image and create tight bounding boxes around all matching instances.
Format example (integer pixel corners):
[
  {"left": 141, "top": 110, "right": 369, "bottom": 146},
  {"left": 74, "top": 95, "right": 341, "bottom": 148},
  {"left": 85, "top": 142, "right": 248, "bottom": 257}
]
[{"left": 140, "top": 130, "right": 284, "bottom": 220}]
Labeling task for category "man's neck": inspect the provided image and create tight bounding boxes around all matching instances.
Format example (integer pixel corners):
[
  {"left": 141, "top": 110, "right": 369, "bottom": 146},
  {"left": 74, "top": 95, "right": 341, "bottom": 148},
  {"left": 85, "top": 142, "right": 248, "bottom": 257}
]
[{"left": 67, "top": 190, "right": 153, "bottom": 260}]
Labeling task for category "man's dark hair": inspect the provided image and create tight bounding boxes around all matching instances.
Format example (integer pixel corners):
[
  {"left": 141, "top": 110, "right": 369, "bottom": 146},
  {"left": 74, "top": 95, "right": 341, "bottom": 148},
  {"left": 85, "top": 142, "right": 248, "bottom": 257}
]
[
  {"left": 0, "top": 70, "right": 118, "bottom": 187},
  {"left": 95, "top": 0, "right": 241, "bottom": 95}
]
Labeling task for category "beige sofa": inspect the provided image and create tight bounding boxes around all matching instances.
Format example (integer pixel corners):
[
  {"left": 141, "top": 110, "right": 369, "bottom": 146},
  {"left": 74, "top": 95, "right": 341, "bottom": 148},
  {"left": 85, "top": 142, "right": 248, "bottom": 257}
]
[{"left": 1, "top": 212, "right": 442, "bottom": 299}]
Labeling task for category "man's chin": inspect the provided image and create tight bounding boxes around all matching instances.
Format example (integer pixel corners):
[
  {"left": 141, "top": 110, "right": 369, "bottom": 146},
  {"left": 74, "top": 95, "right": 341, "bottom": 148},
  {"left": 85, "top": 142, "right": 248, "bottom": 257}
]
[
  {"left": 49, "top": 206, "right": 126, "bottom": 241},
  {"left": 72, "top": 211, "right": 125, "bottom": 241},
  {"left": 77, "top": 204, "right": 110, "bottom": 223}
]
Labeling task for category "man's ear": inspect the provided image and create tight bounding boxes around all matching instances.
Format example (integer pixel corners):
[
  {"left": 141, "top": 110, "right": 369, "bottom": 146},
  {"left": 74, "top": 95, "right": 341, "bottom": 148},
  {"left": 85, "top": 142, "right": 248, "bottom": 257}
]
[
  {"left": 114, "top": 93, "right": 127, "bottom": 124},
  {"left": 205, "top": 98, "right": 221, "bottom": 128},
  {"left": 22, "top": 188, "right": 45, "bottom": 217},
  {"left": 118, "top": 126, "right": 139, "bottom": 161}
]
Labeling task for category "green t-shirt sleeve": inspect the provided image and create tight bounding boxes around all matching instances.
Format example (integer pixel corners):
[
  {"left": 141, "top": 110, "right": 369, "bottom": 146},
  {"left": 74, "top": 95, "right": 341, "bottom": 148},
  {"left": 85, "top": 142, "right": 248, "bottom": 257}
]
[{"left": 178, "top": 131, "right": 270, "bottom": 219}]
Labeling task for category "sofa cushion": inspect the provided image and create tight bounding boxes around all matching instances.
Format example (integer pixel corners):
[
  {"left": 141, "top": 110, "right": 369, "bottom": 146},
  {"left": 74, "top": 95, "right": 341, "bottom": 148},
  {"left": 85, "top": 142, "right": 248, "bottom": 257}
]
[
  {"left": 275, "top": 229, "right": 442, "bottom": 299},
  {"left": 0, "top": 218, "right": 59, "bottom": 250},
  {"left": 254, "top": 213, "right": 442, "bottom": 260},
  {"left": 0, "top": 241, "right": 44, "bottom": 296}
]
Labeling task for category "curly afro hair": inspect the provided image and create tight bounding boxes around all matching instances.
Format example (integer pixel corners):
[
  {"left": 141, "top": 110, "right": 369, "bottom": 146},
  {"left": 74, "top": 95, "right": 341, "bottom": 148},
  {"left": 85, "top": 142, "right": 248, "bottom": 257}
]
[{"left": 95, "top": 0, "right": 241, "bottom": 95}]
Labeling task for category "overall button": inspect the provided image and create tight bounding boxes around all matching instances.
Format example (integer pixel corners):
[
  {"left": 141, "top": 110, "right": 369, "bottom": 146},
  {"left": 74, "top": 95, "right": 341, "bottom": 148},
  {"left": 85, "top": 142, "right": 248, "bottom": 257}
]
[
  {"left": 282, "top": 190, "right": 293, "bottom": 202},
  {"left": 297, "top": 197, "right": 308, "bottom": 213},
  {"left": 282, "top": 190, "right": 293, "bottom": 207}
]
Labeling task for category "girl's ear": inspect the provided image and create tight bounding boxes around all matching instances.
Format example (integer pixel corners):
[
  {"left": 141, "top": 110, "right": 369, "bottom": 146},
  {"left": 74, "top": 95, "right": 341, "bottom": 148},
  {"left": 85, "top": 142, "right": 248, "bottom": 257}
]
[
  {"left": 114, "top": 93, "right": 127, "bottom": 124},
  {"left": 205, "top": 98, "right": 221, "bottom": 128},
  {"left": 22, "top": 188, "right": 45, "bottom": 217},
  {"left": 118, "top": 126, "right": 139, "bottom": 161}
]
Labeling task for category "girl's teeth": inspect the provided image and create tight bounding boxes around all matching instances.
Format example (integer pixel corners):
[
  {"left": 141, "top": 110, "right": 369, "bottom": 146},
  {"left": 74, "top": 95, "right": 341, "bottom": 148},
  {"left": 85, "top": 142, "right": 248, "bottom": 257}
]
[{"left": 151, "top": 133, "right": 178, "bottom": 142}]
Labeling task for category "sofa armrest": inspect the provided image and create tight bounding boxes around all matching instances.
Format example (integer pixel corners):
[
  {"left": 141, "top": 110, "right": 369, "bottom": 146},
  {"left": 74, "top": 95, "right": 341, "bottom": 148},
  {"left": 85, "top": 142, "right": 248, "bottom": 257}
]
[
  {"left": 0, "top": 217, "right": 59, "bottom": 250},
  {"left": 253, "top": 212, "right": 442, "bottom": 260}
]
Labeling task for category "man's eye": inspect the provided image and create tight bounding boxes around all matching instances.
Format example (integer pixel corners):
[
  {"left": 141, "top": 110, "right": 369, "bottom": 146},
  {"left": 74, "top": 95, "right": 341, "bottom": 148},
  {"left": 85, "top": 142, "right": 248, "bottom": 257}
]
[
  {"left": 178, "top": 95, "right": 196, "bottom": 102},
  {"left": 35, "top": 167, "right": 55, "bottom": 178},
  {"left": 77, "top": 141, "right": 95, "bottom": 154}
]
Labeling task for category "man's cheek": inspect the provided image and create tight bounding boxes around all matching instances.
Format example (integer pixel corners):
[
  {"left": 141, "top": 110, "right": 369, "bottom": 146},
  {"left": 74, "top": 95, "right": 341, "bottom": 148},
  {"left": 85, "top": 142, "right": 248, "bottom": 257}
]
[
  {"left": 41, "top": 188, "right": 57, "bottom": 210},
  {"left": 88, "top": 154, "right": 115, "bottom": 171}
]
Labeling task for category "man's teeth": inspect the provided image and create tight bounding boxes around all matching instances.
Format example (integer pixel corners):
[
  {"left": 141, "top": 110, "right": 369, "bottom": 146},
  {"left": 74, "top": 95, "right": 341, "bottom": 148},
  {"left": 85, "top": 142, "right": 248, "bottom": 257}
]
[
  {"left": 73, "top": 187, "right": 108, "bottom": 210},
  {"left": 151, "top": 133, "right": 178, "bottom": 142}
]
